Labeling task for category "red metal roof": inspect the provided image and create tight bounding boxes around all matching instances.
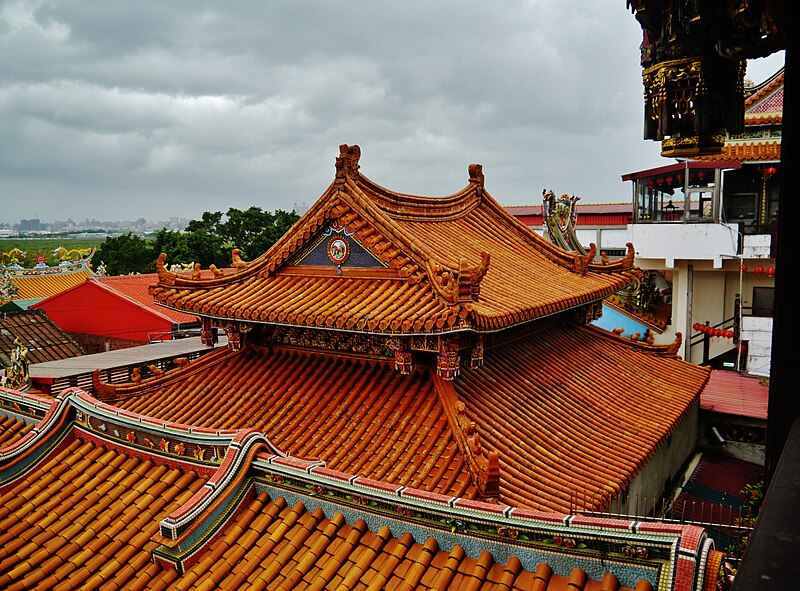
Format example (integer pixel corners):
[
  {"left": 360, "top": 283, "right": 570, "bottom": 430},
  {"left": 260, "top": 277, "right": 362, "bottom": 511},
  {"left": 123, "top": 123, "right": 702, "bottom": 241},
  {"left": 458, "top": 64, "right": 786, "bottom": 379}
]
[
  {"left": 669, "top": 452, "right": 764, "bottom": 548},
  {"left": 32, "top": 276, "right": 199, "bottom": 343},
  {"left": 506, "top": 202, "right": 632, "bottom": 216},
  {"left": 96, "top": 274, "right": 198, "bottom": 324},
  {"left": 700, "top": 370, "right": 768, "bottom": 420}
]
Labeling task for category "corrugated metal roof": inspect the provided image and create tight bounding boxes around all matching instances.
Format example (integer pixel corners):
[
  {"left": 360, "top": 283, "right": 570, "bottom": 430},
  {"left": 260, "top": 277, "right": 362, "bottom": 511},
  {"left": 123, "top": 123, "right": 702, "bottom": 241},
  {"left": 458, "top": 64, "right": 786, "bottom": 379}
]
[
  {"left": 506, "top": 202, "right": 632, "bottom": 216},
  {"left": 701, "top": 370, "right": 768, "bottom": 420},
  {"left": 669, "top": 452, "right": 763, "bottom": 549}
]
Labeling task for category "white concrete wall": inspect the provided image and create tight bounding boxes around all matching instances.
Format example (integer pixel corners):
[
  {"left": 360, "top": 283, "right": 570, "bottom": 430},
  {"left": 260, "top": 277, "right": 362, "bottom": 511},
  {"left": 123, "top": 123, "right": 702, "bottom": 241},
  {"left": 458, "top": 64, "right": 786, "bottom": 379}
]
[
  {"left": 612, "top": 402, "right": 699, "bottom": 516},
  {"left": 627, "top": 223, "right": 739, "bottom": 268},
  {"left": 742, "top": 234, "right": 771, "bottom": 259},
  {"left": 742, "top": 316, "right": 773, "bottom": 377},
  {"left": 600, "top": 228, "right": 629, "bottom": 250},
  {"left": 688, "top": 271, "right": 734, "bottom": 365}
]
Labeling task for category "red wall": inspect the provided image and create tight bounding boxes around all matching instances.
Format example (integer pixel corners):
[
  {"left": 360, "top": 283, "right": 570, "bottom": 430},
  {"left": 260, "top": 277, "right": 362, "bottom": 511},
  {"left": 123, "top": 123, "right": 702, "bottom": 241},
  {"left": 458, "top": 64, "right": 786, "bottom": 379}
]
[
  {"left": 514, "top": 213, "right": 631, "bottom": 227},
  {"left": 33, "top": 281, "right": 175, "bottom": 343}
]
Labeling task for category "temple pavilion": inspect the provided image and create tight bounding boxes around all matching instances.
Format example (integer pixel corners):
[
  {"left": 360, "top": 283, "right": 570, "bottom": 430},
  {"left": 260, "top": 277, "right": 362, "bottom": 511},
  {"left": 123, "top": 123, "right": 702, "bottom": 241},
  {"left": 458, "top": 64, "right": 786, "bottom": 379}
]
[
  {"left": 101, "top": 144, "right": 711, "bottom": 514},
  {"left": 0, "top": 145, "right": 723, "bottom": 591}
]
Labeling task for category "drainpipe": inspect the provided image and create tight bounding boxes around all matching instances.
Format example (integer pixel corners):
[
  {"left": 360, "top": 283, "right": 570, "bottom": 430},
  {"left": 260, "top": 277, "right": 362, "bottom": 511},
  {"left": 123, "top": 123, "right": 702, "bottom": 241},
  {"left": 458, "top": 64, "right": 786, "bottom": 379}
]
[{"left": 685, "top": 263, "right": 694, "bottom": 361}]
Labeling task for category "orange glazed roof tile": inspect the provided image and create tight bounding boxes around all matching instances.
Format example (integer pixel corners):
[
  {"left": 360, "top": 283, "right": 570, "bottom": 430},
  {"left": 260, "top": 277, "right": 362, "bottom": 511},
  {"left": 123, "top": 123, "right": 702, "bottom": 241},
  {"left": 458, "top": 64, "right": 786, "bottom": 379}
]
[
  {"left": 0, "top": 424, "right": 654, "bottom": 591},
  {"left": 0, "top": 412, "right": 33, "bottom": 448},
  {"left": 111, "top": 345, "right": 479, "bottom": 499},
  {"left": 151, "top": 145, "right": 640, "bottom": 335},
  {"left": 146, "top": 490, "right": 649, "bottom": 591},
  {"left": 0, "top": 436, "right": 207, "bottom": 591},
  {"left": 100, "top": 318, "right": 706, "bottom": 513},
  {"left": 695, "top": 140, "right": 781, "bottom": 163}
]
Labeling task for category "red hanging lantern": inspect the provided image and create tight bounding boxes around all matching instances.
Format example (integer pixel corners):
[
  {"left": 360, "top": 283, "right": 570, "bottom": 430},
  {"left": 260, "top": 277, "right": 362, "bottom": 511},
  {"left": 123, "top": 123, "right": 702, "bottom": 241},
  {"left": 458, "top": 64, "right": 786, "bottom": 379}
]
[
  {"left": 646, "top": 179, "right": 655, "bottom": 188},
  {"left": 767, "top": 267, "right": 775, "bottom": 277},
  {"left": 697, "top": 171, "right": 705, "bottom": 181},
  {"left": 763, "top": 166, "right": 777, "bottom": 178},
  {"left": 727, "top": 330, "right": 735, "bottom": 339},
  {"left": 740, "top": 264, "right": 748, "bottom": 272},
  {"left": 755, "top": 266, "right": 764, "bottom": 275},
  {"left": 693, "top": 323, "right": 701, "bottom": 331}
]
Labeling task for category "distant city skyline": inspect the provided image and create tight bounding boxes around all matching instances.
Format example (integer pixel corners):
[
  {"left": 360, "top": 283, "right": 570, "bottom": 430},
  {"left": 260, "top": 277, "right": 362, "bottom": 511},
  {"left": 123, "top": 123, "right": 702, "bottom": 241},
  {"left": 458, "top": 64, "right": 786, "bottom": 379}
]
[{"left": 1, "top": 2, "right": 785, "bottom": 223}]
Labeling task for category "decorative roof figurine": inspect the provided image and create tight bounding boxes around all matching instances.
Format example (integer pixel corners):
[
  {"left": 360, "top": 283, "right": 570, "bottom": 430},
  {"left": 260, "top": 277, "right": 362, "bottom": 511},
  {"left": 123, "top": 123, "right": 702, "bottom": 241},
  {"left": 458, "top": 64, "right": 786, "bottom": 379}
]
[{"left": 0, "top": 337, "right": 31, "bottom": 391}]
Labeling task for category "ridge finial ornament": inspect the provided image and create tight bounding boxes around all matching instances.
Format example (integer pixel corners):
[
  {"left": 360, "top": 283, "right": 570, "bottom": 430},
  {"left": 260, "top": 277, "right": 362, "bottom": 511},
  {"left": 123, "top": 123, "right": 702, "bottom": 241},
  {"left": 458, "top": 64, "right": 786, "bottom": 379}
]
[
  {"left": 468, "top": 164, "right": 484, "bottom": 195},
  {"left": 335, "top": 144, "right": 361, "bottom": 180},
  {"left": 156, "top": 253, "right": 176, "bottom": 285},
  {"left": 665, "top": 332, "right": 683, "bottom": 357},
  {"left": 621, "top": 243, "right": 636, "bottom": 270},
  {"left": 572, "top": 243, "right": 597, "bottom": 275},
  {"left": 231, "top": 248, "right": 248, "bottom": 272}
]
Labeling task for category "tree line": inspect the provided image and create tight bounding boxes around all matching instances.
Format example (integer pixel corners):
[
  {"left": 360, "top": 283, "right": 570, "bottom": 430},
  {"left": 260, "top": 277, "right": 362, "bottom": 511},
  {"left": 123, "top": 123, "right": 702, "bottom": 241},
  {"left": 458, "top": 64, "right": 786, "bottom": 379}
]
[{"left": 96, "top": 207, "right": 299, "bottom": 275}]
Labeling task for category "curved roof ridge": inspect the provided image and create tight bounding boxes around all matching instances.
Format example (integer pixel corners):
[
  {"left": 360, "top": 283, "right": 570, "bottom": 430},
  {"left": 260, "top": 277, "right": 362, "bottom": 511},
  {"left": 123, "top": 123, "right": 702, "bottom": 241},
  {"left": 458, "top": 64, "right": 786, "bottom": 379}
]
[
  {"left": 92, "top": 345, "right": 235, "bottom": 401},
  {"left": 339, "top": 175, "right": 468, "bottom": 272},
  {"left": 580, "top": 323, "right": 687, "bottom": 358},
  {"left": 354, "top": 168, "right": 481, "bottom": 221},
  {"left": 154, "top": 182, "right": 341, "bottom": 289}
]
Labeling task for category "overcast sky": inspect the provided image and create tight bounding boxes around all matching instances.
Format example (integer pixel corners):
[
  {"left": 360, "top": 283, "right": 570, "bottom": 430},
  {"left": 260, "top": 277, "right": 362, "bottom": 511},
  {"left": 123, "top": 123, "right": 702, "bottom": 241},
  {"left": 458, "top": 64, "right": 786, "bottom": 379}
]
[{"left": 0, "top": 1, "right": 786, "bottom": 225}]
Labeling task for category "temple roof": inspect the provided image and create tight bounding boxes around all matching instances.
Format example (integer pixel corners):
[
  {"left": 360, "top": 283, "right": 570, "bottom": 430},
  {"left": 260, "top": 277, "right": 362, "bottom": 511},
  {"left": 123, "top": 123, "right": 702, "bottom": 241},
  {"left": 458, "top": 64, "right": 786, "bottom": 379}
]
[
  {"left": 96, "top": 318, "right": 708, "bottom": 513},
  {"left": 97, "top": 274, "right": 200, "bottom": 324},
  {"left": 151, "top": 145, "right": 640, "bottom": 335},
  {"left": 0, "top": 416, "right": 664, "bottom": 591},
  {"left": 0, "top": 386, "right": 717, "bottom": 591},
  {"left": 0, "top": 435, "right": 207, "bottom": 590},
  {"left": 4, "top": 266, "right": 94, "bottom": 301},
  {"left": 745, "top": 68, "right": 784, "bottom": 115}
]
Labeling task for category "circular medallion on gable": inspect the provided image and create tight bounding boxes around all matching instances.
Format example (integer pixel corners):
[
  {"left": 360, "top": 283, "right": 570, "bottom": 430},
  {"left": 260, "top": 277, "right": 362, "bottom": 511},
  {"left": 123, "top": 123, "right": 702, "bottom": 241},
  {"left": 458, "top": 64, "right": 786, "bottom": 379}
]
[{"left": 327, "top": 237, "right": 350, "bottom": 265}]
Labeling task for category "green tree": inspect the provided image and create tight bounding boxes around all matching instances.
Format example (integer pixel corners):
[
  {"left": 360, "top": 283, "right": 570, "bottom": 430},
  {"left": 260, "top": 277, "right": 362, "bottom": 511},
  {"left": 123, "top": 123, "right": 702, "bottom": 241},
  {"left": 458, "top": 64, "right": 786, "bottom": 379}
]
[
  {"left": 185, "top": 227, "right": 226, "bottom": 267},
  {"left": 184, "top": 207, "right": 299, "bottom": 262},
  {"left": 152, "top": 229, "right": 193, "bottom": 267},
  {"left": 95, "top": 233, "right": 153, "bottom": 275}
]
